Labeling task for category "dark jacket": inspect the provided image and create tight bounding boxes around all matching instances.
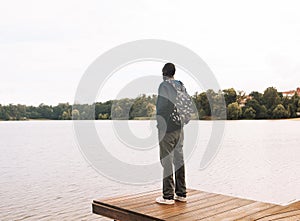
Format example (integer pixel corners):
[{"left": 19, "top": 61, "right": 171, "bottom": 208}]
[{"left": 156, "top": 79, "right": 182, "bottom": 132}]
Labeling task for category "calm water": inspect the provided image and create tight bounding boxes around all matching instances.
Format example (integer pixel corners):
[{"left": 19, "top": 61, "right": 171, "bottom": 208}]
[{"left": 1, "top": 120, "right": 300, "bottom": 220}]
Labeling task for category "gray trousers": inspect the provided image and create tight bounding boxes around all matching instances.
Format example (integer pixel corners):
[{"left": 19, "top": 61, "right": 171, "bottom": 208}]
[{"left": 159, "top": 129, "right": 186, "bottom": 199}]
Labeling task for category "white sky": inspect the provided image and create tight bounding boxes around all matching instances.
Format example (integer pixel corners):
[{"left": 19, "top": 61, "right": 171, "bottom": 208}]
[{"left": 1, "top": 0, "right": 300, "bottom": 105}]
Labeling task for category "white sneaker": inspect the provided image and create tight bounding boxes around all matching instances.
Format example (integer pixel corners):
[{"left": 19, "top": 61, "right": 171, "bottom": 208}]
[
  {"left": 155, "top": 196, "right": 175, "bottom": 205},
  {"left": 174, "top": 194, "right": 187, "bottom": 202}
]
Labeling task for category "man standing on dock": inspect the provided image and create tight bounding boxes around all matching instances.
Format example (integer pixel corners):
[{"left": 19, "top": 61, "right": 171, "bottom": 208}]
[{"left": 156, "top": 63, "right": 188, "bottom": 205}]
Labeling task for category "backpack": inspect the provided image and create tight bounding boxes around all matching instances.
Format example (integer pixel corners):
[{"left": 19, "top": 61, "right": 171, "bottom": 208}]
[{"left": 165, "top": 79, "right": 194, "bottom": 126}]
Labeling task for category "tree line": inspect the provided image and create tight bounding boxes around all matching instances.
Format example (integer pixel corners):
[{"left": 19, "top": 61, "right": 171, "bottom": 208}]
[
  {"left": 196, "top": 87, "right": 300, "bottom": 120},
  {"left": 1, "top": 87, "right": 299, "bottom": 121}
]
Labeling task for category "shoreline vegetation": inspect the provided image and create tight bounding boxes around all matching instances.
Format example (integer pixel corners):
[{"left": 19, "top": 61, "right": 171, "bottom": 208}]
[{"left": 1, "top": 87, "right": 300, "bottom": 121}]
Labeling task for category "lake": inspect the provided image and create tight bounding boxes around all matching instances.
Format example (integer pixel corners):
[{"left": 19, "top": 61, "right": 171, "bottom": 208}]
[{"left": 1, "top": 120, "right": 300, "bottom": 220}]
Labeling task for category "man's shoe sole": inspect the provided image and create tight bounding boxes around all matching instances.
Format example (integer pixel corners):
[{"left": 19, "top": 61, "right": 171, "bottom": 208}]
[
  {"left": 174, "top": 196, "right": 187, "bottom": 202},
  {"left": 156, "top": 197, "right": 175, "bottom": 205}
]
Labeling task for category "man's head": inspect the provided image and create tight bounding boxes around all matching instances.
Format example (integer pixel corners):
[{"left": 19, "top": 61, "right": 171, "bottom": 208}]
[{"left": 162, "top": 63, "right": 176, "bottom": 77}]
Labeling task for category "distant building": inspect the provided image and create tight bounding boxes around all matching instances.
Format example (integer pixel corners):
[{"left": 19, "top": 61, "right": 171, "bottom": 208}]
[
  {"left": 281, "top": 87, "right": 300, "bottom": 97},
  {"left": 239, "top": 95, "right": 252, "bottom": 107}
]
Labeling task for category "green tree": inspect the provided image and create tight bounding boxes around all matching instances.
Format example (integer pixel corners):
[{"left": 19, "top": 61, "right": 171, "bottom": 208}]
[
  {"left": 79, "top": 104, "right": 94, "bottom": 120},
  {"left": 197, "top": 108, "right": 206, "bottom": 119},
  {"left": 130, "top": 95, "right": 148, "bottom": 119},
  {"left": 0, "top": 105, "right": 10, "bottom": 120},
  {"left": 243, "top": 99, "right": 267, "bottom": 119},
  {"left": 98, "top": 113, "right": 109, "bottom": 119},
  {"left": 227, "top": 102, "right": 242, "bottom": 120},
  {"left": 72, "top": 109, "right": 80, "bottom": 120},
  {"left": 223, "top": 88, "right": 237, "bottom": 106},
  {"left": 193, "top": 92, "right": 211, "bottom": 117},
  {"left": 95, "top": 101, "right": 112, "bottom": 119},
  {"left": 210, "top": 90, "right": 226, "bottom": 120},
  {"left": 38, "top": 103, "right": 54, "bottom": 119},
  {"left": 0, "top": 104, "right": 2, "bottom": 119},
  {"left": 262, "top": 87, "right": 281, "bottom": 111},
  {"left": 61, "top": 111, "right": 71, "bottom": 120},
  {"left": 26, "top": 106, "right": 41, "bottom": 119},
  {"left": 258, "top": 105, "right": 268, "bottom": 119},
  {"left": 285, "top": 93, "right": 300, "bottom": 118},
  {"left": 7, "top": 104, "right": 17, "bottom": 120},
  {"left": 111, "top": 105, "right": 124, "bottom": 119},
  {"left": 2, "top": 111, "right": 11, "bottom": 120},
  {"left": 53, "top": 103, "right": 72, "bottom": 120},
  {"left": 298, "top": 100, "right": 300, "bottom": 113},
  {"left": 287, "top": 104, "right": 296, "bottom": 118},
  {"left": 243, "top": 107, "right": 256, "bottom": 119},
  {"left": 146, "top": 103, "right": 156, "bottom": 117},
  {"left": 249, "top": 91, "right": 263, "bottom": 103},
  {"left": 272, "top": 104, "right": 289, "bottom": 119}
]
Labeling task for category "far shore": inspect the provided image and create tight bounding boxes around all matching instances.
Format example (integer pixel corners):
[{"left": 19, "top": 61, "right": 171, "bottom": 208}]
[{"left": 289, "top": 117, "right": 300, "bottom": 121}]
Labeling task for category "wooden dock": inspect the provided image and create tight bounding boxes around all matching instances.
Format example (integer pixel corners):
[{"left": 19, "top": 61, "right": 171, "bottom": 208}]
[{"left": 92, "top": 189, "right": 300, "bottom": 220}]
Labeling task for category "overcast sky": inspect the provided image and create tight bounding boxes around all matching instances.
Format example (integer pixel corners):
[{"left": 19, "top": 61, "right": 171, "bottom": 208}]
[{"left": 1, "top": 0, "right": 300, "bottom": 105}]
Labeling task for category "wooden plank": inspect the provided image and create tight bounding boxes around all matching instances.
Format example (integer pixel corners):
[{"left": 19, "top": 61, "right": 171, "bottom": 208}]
[
  {"left": 97, "top": 189, "right": 196, "bottom": 212},
  {"left": 137, "top": 191, "right": 216, "bottom": 216},
  {"left": 287, "top": 201, "right": 300, "bottom": 210},
  {"left": 274, "top": 214, "right": 300, "bottom": 221},
  {"left": 255, "top": 209, "right": 300, "bottom": 221},
  {"left": 122, "top": 189, "right": 199, "bottom": 209},
  {"left": 237, "top": 205, "right": 287, "bottom": 220},
  {"left": 156, "top": 194, "right": 235, "bottom": 220},
  {"left": 94, "top": 189, "right": 160, "bottom": 204},
  {"left": 129, "top": 190, "right": 213, "bottom": 211},
  {"left": 98, "top": 189, "right": 198, "bottom": 207},
  {"left": 102, "top": 192, "right": 162, "bottom": 208},
  {"left": 201, "top": 201, "right": 276, "bottom": 221},
  {"left": 92, "top": 202, "right": 164, "bottom": 221},
  {"left": 168, "top": 198, "right": 252, "bottom": 220}
]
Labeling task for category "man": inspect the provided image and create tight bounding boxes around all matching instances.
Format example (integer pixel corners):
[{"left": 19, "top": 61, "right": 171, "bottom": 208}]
[{"left": 156, "top": 63, "right": 187, "bottom": 205}]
